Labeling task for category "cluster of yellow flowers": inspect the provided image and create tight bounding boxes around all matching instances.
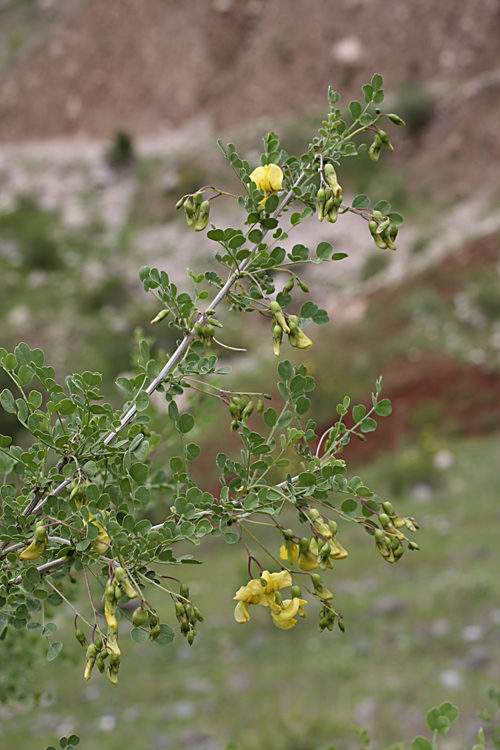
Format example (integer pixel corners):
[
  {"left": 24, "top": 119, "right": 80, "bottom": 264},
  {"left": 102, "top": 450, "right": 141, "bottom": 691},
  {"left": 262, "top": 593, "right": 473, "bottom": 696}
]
[
  {"left": 234, "top": 569, "right": 307, "bottom": 630},
  {"left": 279, "top": 511, "right": 348, "bottom": 573}
]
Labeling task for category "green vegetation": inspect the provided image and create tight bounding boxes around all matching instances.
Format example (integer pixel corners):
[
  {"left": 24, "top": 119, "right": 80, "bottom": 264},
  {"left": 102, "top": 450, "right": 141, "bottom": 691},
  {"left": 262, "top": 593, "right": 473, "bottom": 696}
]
[{"left": 1, "top": 434, "right": 498, "bottom": 749}]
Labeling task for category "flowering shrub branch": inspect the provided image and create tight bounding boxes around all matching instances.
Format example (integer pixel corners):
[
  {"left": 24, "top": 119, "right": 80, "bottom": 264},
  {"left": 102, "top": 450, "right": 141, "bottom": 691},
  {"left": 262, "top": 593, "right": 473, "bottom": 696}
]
[{"left": 0, "top": 74, "right": 417, "bottom": 693}]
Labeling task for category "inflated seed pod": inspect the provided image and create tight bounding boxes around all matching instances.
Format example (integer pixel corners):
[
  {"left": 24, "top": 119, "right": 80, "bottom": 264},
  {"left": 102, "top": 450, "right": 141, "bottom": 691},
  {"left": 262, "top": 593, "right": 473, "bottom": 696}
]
[{"left": 132, "top": 607, "right": 149, "bottom": 627}]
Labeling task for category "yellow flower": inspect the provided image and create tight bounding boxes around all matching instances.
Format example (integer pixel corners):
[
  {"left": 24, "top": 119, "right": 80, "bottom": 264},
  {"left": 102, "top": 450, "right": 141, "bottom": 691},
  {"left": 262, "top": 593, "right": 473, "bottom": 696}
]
[
  {"left": 250, "top": 164, "right": 283, "bottom": 193},
  {"left": 250, "top": 164, "right": 283, "bottom": 207},
  {"left": 233, "top": 569, "right": 293, "bottom": 624},
  {"left": 279, "top": 542, "right": 299, "bottom": 565},
  {"left": 271, "top": 597, "right": 308, "bottom": 630},
  {"left": 298, "top": 550, "right": 320, "bottom": 572}
]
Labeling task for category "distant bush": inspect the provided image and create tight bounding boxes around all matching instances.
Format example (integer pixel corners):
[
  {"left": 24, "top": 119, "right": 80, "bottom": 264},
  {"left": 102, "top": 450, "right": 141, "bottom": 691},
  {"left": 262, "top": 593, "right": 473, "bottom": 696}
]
[
  {"left": 105, "top": 129, "right": 136, "bottom": 169},
  {"left": 360, "top": 251, "right": 391, "bottom": 281},
  {"left": 393, "top": 82, "right": 435, "bottom": 137}
]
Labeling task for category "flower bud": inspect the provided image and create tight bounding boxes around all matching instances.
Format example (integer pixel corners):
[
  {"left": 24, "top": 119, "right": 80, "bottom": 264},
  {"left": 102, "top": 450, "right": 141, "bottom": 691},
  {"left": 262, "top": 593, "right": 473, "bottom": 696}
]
[
  {"left": 184, "top": 198, "right": 195, "bottom": 227},
  {"left": 377, "top": 130, "right": 394, "bottom": 151},
  {"left": 194, "top": 200, "right": 210, "bottom": 232},
  {"left": 151, "top": 309, "right": 170, "bottom": 325},
  {"left": 282, "top": 277, "right": 294, "bottom": 294},
  {"left": 387, "top": 113, "right": 406, "bottom": 126},
  {"left": 257, "top": 399, "right": 265, "bottom": 414},
  {"left": 369, "top": 134, "right": 382, "bottom": 162},
  {"left": 75, "top": 628, "right": 88, "bottom": 650}
]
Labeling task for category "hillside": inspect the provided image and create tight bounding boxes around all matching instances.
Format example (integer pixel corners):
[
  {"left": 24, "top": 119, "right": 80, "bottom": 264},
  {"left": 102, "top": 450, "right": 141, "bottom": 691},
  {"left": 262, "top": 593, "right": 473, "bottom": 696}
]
[{"left": 0, "top": 0, "right": 500, "bottom": 200}]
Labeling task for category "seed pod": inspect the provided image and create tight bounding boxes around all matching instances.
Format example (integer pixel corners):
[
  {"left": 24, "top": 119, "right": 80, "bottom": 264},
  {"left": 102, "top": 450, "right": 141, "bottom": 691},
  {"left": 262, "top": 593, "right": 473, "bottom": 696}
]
[
  {"left": 132, "top": 607, "right": 149, "bottom": 627},
  {"left": 194, "top": 200, "right": 211, "bottom": 232},
  {"left": 298, "top": 281, "right": 309, "bottom": 293},
  {"left": 114, "top": 567, "right": 138, "bottom": 599},
  {"left": 282, "top": 277, "right": 294, "bottom": 294}
]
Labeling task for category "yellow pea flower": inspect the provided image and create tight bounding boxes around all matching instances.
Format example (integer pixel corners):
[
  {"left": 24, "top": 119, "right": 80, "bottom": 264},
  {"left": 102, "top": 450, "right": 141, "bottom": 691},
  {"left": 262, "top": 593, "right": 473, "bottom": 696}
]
[
  {"left": 298, "top": 550, "right": 320, "bottom": 571},
  {"left": 271, "top": 597, "right": 308, "bottom": 630},
  {"left": 279, "top": 542, "right": 299, "bottom": 565},
  {"left": 250, "top": 164, "right": 283, "bottom": 207},
  {"left": 233, "top": 569, "right": 293, "bottom": 624}
]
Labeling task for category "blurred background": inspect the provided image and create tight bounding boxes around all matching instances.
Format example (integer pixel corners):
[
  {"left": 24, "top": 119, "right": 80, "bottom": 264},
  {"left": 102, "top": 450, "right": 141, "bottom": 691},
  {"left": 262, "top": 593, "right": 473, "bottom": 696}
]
[{"left": 1, "top": 1, "right": 500, "bottom": 748}]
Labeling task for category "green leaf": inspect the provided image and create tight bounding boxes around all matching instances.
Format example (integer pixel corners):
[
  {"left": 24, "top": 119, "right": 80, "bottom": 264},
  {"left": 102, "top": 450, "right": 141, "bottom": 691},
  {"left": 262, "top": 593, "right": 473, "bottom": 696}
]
[
  {"left": 290, "top": 243, "right": 309, "bottom": 260},
  {"left": 373, "top": 200, "right": 391, "bottom": 215},
  {"left": 14, "top": 342, "right": 32, "bottom": 366},
  {"left": 0, "top": 389, "right": 16, "bottom": 414},
  {"left": 298, "top": 472, "right": 316, "bottom": 487},
  {"left": 130, "top": 627, "right": 148, "bottom": 643},
  {"left": 316, "top": 241, "right": 334, "bottom": 260},
  {"left": 411, "top": 739, "right": 432, "bottom": 750},
  {"left": 295, "top": 397, "right": 311, "bottom": 416},
  {"left": 349, "top": 100, "right": 362, "bottom": 119},
  {"left": 47, "top": 642, "right": 63, "bottom": 661},
  {"left": 352, "top": 194, "right": 370, "bottom": 209},
  {"left": 374, "top": 398, "right": 392, "bottom": 416},
  {"left": 352, "top": 404, "right": 366, "bottom": 422},
  {"left": 27, "top": 622, "right": 44, "bottom": 633},
  {"left": 263, "top": 409, "right": 277, "bottom": 428},
  {"left": 248, "top": 228, "right": 263, "bottom": 244},
  {"left": 178, "top": 413, "right": 195, "bottom": 434},
  {"left": 277, "top": 411, "right": 292, "bottom": 429},
  {"left": 388, "top": 212, "right": 404, "bottom": 227},
  {"left": 25, "top": 566, "right": 41, "bottom": 585},
  {"left": 278, "top": 360, "right": 292, "bottom": 382},
  {"left": 360, "top": 417, "right": 377, "bottom": 433},
  {"left": 331, "top": 252, "right": 349, "bottom": 261},
  {"left": 373, "top": 89, "right": 384, "bottom": 104},
  {"left": 155, "top": 624, "right": 175, "bottom": 645},
  {"left": 362, "top": 83, "right": 373, "bottom": 102},
  {"left": 168, "top": 401, "right": 179, "bottom": 425},
  {"left": 300, "top": 301, "right": 318, "bottom": 318},
  {"left": 68, "top": 736, "right": 80, "bottom": 747},
  {"left": 371, "top": 73, "right": 383, "bottom": 91},
  {"left": 130, "top": 462, "right": 149, "bottom": 484},
  {"left": 438, "top": 702, "right": 459, "bottom": 725},
  {"left": 243, "top": 493, "right": 259, "bottom": 511},
  {"left": 291, "top": 212, "right": 302, "bottom": 226},
  {"left": 224, "top": 532, "right": 240, "bottom": 544},
  {"left": 170, "top": 456, "right": 183, "bottom": 473},
  {"left": 311, "top": 308, "right": 329, "bottom": 325},
  {"left": 46, "top": 592, "right": 63, "bottom": 607},
  {"left": 341, "top": 498, "right": 358, "bottom": 513},
  {"left": 186, "top": 443, "right": 201, "bottom": 461},
  {"left": 136, "top": 391, "right": 150, "bottom": 411}
]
